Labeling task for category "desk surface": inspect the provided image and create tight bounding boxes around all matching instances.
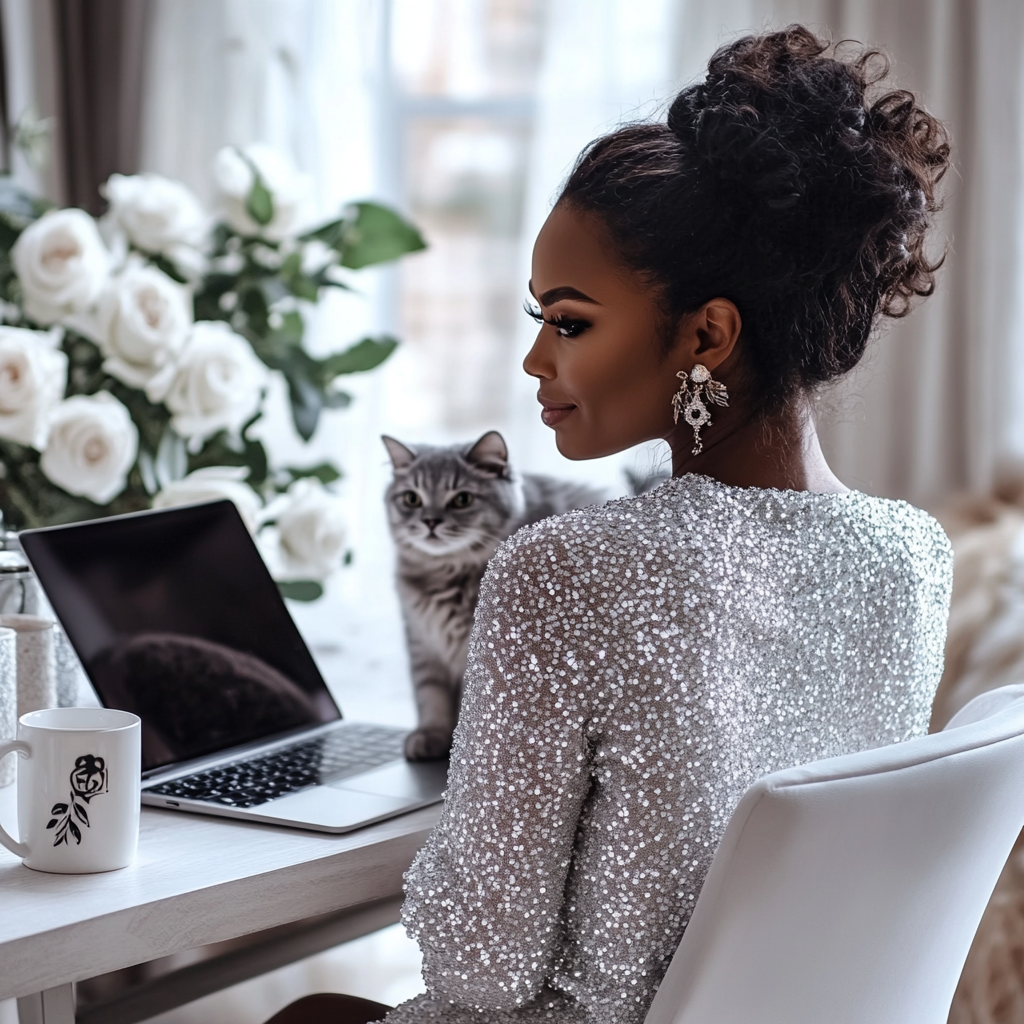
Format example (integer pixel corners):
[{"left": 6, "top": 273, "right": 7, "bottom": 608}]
[{"left": 0, "top": 783, "right": 440, "bottom": 1002}]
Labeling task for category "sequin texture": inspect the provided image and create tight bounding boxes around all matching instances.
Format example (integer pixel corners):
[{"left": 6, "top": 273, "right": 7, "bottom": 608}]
[{"left": 382, "top": 475, "right": 953, "bottom": 1024}]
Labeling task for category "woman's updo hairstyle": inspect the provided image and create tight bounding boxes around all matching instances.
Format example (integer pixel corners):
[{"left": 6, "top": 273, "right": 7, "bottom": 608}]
[{"left": 557, "top": 25, "right": 951, "bottom": 414}]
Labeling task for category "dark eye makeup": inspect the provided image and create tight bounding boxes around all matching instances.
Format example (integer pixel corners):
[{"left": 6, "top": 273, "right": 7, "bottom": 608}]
[{"left": 524, "top": 299, "right": 591, "bottom": 339}]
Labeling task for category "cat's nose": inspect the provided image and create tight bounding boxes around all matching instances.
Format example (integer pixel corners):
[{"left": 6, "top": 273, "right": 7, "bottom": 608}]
[{"left": 423, "top": 518, "right": 442, "bottom": 532}]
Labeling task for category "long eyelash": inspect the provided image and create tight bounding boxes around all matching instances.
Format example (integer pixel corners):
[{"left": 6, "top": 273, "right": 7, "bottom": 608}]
[
  {"left": 523, "top": 300, "right": 588, "bottom": 335},
  {"left": 524, "top": 299, "right": 544, "bottom": 323}
]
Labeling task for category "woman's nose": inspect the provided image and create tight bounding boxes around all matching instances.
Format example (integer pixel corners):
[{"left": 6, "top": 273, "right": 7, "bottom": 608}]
[{"left": 523, "top": 332, "right": 554, "bottom": 379}]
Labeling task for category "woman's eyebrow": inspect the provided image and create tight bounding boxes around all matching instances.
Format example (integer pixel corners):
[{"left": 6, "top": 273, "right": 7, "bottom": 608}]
[{"left": 528, "top": 281, "right": 601, "bottom": 306}]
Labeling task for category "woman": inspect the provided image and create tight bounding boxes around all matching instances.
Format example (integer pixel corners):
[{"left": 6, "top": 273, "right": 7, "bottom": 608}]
[{"left": 270, "top": 25, "right": 953, "bottom": 1024}]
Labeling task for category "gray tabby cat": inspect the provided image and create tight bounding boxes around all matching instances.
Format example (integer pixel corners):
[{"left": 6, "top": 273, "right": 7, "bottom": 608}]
[{"left": 383, "top": 431, "right": 605, "bottom": 761}]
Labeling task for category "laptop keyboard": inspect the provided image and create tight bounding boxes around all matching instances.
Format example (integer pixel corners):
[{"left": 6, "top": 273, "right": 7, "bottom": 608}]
[{"left": 145, "top": 723, "right": 407, "bottom": 809}]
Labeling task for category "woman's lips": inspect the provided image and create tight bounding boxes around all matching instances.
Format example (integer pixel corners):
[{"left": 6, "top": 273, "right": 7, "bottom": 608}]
[{"left": 539, "top": 398, "right": 577, "bottom": 427}]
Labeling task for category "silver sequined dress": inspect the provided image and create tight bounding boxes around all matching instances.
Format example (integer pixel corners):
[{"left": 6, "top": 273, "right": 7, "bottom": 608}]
[{"left": 382, "top": 475, "right": 952, "bottom": 1024}]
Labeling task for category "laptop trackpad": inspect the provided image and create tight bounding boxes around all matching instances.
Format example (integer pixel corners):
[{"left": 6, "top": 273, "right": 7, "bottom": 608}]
[
  {"left": 329, "top": 760, "right": 448, "bottom": 801},
  {"left": 255, "top": 785, "right": 414, "bottom": 831}
]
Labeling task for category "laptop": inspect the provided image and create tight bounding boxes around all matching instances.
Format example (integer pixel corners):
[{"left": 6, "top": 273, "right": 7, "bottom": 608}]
[{"left": 20, "top": 500, "right": 448, "bottom": 834}]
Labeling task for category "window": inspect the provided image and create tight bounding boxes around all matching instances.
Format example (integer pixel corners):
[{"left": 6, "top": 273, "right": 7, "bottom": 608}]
[{"left": 387, "top": 0, "right": 546, "bottom": 432}]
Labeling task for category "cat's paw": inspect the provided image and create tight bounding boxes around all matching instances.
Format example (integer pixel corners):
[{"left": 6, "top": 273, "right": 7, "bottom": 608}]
[{"left": 405, "top": 727, "right": 453, "bottom": 761}]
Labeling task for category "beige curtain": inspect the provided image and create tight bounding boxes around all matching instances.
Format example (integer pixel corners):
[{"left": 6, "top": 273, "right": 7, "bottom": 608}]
[
  {"left": 672, "top": 0, "right": 1024, "bottom": 505},
  {"left": 821, "top": 0, "right": 1022, "bottom": 504},
  {"left": 516, "top": 0, "right": 1024, "bottom": 506}
]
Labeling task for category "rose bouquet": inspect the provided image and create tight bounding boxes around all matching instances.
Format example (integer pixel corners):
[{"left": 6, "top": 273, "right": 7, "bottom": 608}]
[{"left": 0, "top": 145, "right": 424, "bottom": 599}]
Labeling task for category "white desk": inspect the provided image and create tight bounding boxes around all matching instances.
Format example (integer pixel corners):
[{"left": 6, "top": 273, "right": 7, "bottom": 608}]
[{"left": 0, "top": 784, "right": 439, "bottom": 1023}]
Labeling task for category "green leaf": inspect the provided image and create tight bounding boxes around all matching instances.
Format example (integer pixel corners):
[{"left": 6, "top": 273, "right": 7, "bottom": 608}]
[
  {"left": 245, "top": 170, "right": 275, "bottom": 227},
  {"left": 0, "top": 179, "right": 42, "bottom": 223},
  {"left": 258, "top": 276, "right": 290, "bottom": 307},
  {"left": 154, "top": 429, "right": 188, "bottom": 489},
  {"left": 336, "top": 202, "right": 426, "bottom": 270},
  {"left": 321, "top": 390, "right": 352, "bottom": 410},
  {"left": 101, "top": 378, "right": 170, "bottom": 454},
  {"left": 317, "top": 336, "right": 398, "bottom": 379},
  {"left": 138, "top": 452, "right": 158, "bottom": 495},
  {"left": 286, "top": 273, "right": 321, "bottom": 302},
  {"left": 284, "top": 462, "right": 342, "bottom": 485},
  {"left": 248, "top": 310, "right": 305, "bottom": 369},
  {"left": 280, "top": 252, "right": 302, "bottom": 276},
  {"left": 300, "top": 217, "right": 345, "bottom": 248},
  {"left": 191, "top": 273, "right": 240, "bottom": 323},
  {"left": 188, "top": 432, "right": 269, "bottom": 487},
  {"left": 314, "top": 275, "right": 353, "bottom": 292},
  {"left": 150, "top": 253, "right": 189, "bottom": 284},
  {"left": 284, "top": 371, "right": 323, "bottom": 441},
  {"left": 238, "top": 284, "right": 271, "bottom": 338},
  {"left": 277, "top": 580, "right": 324, "bottom": 602}
]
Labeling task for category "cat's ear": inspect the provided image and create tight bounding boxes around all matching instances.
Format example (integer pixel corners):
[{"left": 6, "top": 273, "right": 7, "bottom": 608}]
[
  {"left": 382, "top": 435, "right": 416, "bottom": 472},
  {"left": 465, "top": 431, "right": 510, "bottom": 478}
]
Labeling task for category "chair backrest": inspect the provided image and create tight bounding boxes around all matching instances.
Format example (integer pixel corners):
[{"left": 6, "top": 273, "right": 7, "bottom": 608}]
[{"left": 644, "top": 684, "right": 1024, "bottom": 1024}]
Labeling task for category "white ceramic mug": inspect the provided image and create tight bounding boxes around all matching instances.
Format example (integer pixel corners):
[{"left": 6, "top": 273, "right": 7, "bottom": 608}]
[{"left": 0, "top": 707, "right": 141, "bottom": 873}]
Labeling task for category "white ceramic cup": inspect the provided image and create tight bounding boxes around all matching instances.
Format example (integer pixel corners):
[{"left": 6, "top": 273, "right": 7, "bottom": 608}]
[{"left": 0, "top": 707, "right": 141, "bottom": 873}]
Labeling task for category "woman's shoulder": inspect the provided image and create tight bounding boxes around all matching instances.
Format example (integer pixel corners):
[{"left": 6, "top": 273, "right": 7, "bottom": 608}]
[
  {"left": 496, "top": 487, "right": 661, "bottom": 565},
  {"left": 840, "top": 490, "right": 953, "bottom": 582},
  {"left": 495, "top": 473, "right": 951, "bottom": 575}
]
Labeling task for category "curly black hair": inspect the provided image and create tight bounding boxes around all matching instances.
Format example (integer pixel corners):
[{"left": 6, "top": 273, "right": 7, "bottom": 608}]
[{"left": 557, "top": 25, "right": 951, "bottom": 415}]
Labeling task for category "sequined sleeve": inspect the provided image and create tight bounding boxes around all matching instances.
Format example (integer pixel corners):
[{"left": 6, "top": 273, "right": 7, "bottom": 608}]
[{"left": 401, "top": 526, "right": 592, "bottom": 1012}]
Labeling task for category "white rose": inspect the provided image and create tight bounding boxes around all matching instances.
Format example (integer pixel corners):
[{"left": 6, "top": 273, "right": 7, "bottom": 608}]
[
  {"left": 0, "top": 326, "right": 68, "bottom": 449},
  {"left": 263, "top": 478, "right": 347, "bottom": 581},
  {"left": 97, "top": 264, "right": 192, "bottom": 390},
  {"left": 152, "top": 466, "right": 262, "bottom": 532},
  {"left": 12, "top": 209, "right": 111, "bottom": 325},
  {"left": 213, "top": 144, "right": 310, "bottom": 240},
  {"left": 40, "top": 393, "right": 138, "bottom": 504},
  {"left": 147, "top": 320, "right": 267, "bottom": 451},
  {"left": 102, "top": 173, "right": 208, "bottom": 256}
]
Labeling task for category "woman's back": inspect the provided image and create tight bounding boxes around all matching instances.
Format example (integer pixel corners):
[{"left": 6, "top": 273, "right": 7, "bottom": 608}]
[
  {"left": 390, "top": 476, "right": 952, "bottom": 1024},
  {"left": 264, "top": 28, "right": 958, "bottom": 1024}
]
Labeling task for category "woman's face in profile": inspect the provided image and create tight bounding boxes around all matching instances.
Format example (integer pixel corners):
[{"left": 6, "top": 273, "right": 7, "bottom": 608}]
[{"left": 524, "top": 204, "right": 683, "bottom": 461}]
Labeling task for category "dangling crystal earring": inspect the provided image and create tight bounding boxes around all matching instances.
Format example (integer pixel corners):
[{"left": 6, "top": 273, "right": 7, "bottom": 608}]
[{"left": 671, "top": 364, "right": 729, "bottom": 455}]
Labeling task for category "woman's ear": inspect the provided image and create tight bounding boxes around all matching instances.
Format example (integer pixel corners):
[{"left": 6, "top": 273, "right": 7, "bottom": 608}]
[{"left": 671, "top": 298, "right": 742, "bottom": 372}]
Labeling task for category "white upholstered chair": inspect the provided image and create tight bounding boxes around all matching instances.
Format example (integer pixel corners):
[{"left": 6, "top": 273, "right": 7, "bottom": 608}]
[{"left": 644, "top": 684, "right": 1024, "bottom": 1024}]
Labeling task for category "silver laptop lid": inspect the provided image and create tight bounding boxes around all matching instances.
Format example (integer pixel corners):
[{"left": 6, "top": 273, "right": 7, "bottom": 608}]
[{"left": 20, "top": 501, "right": 342, "bottom": 775}]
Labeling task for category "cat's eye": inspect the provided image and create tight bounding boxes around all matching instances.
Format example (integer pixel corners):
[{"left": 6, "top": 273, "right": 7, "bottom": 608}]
[
  {"left": 401, "top": 490, "right": 422, "bottom": 508},
  {"left": 449, "top": 492, "right": 474, "bottom": 509}
]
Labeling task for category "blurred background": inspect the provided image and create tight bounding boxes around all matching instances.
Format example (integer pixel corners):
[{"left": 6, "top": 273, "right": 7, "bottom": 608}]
[{"left": 1, "top": 0, "right": 1023, "bottom": 1021}]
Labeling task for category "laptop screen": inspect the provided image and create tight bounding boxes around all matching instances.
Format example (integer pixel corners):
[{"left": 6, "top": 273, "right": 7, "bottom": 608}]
[{"left": 21, "top": 501, "right": 341, "bottom": 773}]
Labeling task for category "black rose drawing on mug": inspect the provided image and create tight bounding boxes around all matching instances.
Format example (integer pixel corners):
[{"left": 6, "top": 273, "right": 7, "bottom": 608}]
[{"left": 46, "top": 754, "right": 108, "bottom": 846}]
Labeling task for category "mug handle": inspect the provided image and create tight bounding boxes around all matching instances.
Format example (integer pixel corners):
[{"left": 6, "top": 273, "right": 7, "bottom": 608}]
[{"left": 0, "top": 740, "right": 30, "bottom": 858}]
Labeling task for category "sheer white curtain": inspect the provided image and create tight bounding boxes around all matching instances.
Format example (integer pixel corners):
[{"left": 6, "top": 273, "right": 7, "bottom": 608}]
[
  {"left": 509, "top": 0, "right": 679, "bottom": 492},
  {"left": 138, "top": 0, "right": 414, "bottom": 657},
  {"left": 140, "top": 0, "right": 390, "bottom": 459},
  {"left": 515, "top": 0, "right": 1024, "bottom": 505}
]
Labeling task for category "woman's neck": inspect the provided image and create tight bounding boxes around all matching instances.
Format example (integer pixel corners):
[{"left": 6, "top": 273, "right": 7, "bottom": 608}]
[{"left": 669, "top": 399, "right": 848, "bottom": 494}]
